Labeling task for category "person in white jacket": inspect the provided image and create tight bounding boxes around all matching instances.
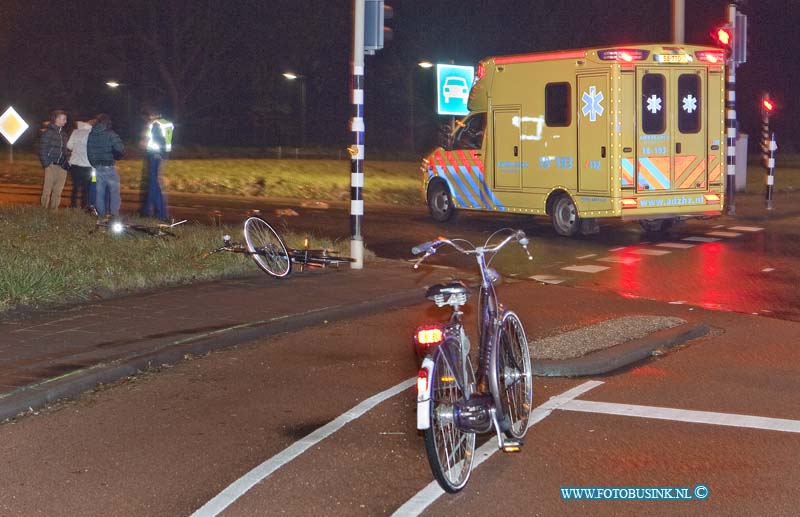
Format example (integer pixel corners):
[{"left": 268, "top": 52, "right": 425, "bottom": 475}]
[{"left": 66, "top": 120, "right": 95, "bottom": 210}]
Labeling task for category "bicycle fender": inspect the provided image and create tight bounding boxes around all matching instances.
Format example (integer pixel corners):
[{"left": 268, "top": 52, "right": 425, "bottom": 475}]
[{"left": 417, "top": 356, "right": 434, "bottom": 430}]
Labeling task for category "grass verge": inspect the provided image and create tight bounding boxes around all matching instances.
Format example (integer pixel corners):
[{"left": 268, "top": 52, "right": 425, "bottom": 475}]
[
  {"left": 0, "top": 206, "right": 360, "bottom": 314},
  {"left": 0, "top": 155, "right": 423, "bottom": 205}
]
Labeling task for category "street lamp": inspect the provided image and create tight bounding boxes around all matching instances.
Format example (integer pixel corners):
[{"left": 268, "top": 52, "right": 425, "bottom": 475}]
[
  {"left": 105, "top": 80, "right": 132, "bottom": 139},
  {"left": 283, "top": 72, "right": 307, "bottom": 148}
]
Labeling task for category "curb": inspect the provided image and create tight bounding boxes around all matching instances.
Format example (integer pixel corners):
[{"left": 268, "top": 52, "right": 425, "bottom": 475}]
[
  {"left": 0, "top": 287, "right": 427, "bottom": 423},
  {"left": 533, "top": 322, "right": 711, "bottom": 377}
]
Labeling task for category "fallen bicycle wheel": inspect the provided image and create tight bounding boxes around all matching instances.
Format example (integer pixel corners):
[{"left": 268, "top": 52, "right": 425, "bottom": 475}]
[{"left": 243, "top": 217, "right": 292, "bottom": 278}]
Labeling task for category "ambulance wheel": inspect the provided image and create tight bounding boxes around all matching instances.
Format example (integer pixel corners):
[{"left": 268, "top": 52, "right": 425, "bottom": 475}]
[
  {"left": 639, "top": 219, "right": 673, "bottom": 234},
  {"left": 428, "top": 181, "right": 455, "bottom": 222},
  {"left": 551, "top": 195, "right": 580, "bottom": 237}
]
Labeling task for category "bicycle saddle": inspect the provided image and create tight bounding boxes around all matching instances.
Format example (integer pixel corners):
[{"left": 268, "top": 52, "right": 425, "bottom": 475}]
[{"left": 426, "top": 281, "right": 469, "bottom": 307}]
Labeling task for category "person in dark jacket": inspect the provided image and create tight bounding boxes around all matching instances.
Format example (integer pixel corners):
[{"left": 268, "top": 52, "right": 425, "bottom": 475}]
[
  {"left": 38, "top": 110, "right": 69, "bottom": 209},
  {"left": 86, "top": 114, "right": 124, "bottom": 217}
]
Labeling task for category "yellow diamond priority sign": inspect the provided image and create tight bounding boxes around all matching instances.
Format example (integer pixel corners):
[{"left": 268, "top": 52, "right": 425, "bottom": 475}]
[{"left": 0, "top": 107, "right": 30, "bottom": 145}]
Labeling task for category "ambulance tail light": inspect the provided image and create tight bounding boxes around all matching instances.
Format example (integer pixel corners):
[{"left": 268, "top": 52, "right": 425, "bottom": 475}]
[
  {"left": 695, "top": 50, "right": 725, "bottom": 64},
  {"left": 598, "top": 49, "right": 649, "bottom": 62},
  {"left": 704, "top": 193, "right": 721, "bottom": 204},
  {"left": 621, "top": 198, "right": 638, "bottom": 209}
]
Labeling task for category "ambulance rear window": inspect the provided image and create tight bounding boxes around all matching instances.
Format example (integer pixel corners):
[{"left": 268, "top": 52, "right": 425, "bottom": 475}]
[
  {"left": 545, "top": 83, "right": 571, "bottom": 127},
  {"left": 678, "top": 74, "right": 701, "bottom": 134},
  {"left": 641, "top": 73, "right": 665, "bottom": 134}
]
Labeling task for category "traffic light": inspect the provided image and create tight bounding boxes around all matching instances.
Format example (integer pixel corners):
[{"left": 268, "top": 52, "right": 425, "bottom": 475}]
[
  {"left": 762, "top": 97, "right": 775, "bottom": 114},
  {"left": 364, "top": 0, "right": 393, "bottom": 54},
  {"left": 711, "top": 25, "right": 732, "bottom": 47}
]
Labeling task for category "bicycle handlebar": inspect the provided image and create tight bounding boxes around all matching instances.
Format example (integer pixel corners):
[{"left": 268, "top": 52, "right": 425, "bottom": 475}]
[{"left": 412, "top": 229, "right": 532, "bottom": 269}]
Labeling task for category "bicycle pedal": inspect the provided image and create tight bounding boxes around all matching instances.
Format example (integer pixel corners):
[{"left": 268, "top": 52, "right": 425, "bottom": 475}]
[{"left": 501, "top": 441, "right": 522, "bottom": 453}]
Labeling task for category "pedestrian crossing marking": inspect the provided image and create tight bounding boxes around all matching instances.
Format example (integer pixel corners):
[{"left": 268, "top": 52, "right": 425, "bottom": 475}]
[
  {"left": 608, "top": 247, "right": 627, "bottom": 252},
  {"left": 728, "top": 226, "right": 764, "bottom": 232},
  {"left": 598, "top": 256, "right": 641, "bottom": 264},
  {"left": 682, "top": 236, "right": 720, "bottom": 243},
  {"left": 530, "top": 275, "right": 568, "bottom": 285},
  {"left": 562, "top": 265, "right": 610, "bottom": 273},
  {"left": 657, "top": 242, "right": 695, "bottom": 249},
  {"left": 706, "top": 231, "right": 742, "bottom": 238},
  {"left": 576, "top": 254, "right": 597, "bottom": 260},
  {"left": 632, "top": 249, "right": 672, "bottom": 256},
  {"left": 762, "top": 267, "right": 775, "bottom": 273}
]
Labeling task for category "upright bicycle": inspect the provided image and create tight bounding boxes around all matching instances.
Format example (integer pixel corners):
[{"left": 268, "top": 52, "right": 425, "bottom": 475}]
[
  {"left": 206, "top": 216, "right": 353, "bottom": 278},
  {"left": 412, "top": 229, "right": 534, "bottom": 492}
]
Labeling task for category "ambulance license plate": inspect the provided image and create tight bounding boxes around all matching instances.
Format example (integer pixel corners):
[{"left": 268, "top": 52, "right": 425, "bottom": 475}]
[{"left": 656, "top": 54, "right": 688, "bottom": 64}]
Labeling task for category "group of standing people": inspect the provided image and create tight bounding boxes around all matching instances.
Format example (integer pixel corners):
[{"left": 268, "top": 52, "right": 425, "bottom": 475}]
[{"left": 37, "top": 109, "right": 172, "bottom": 220}]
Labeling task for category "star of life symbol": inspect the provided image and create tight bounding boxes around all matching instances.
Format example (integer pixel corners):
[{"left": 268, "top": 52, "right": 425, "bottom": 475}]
[
  {"left": 647, "top": 94, "right": 662, "bottom": 114},
  {"left": 581, "top": 86, "right": 604, "bottom": 122},
  {"left": 682, "top": 94, "right": 697, "bottom": 113}
]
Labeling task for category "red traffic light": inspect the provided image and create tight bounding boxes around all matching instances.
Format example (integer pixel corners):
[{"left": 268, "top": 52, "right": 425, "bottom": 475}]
[
  {"left": 713, "top": 26, "right": 732, "bottom": 46},
  {"left": 762, "top": 98, "right": 775, "bottom": 113}
]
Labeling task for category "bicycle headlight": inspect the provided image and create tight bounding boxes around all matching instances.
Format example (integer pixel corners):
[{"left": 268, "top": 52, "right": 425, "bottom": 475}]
[{"left": 111, "top": 221, "right": 124, "bottom": 234}]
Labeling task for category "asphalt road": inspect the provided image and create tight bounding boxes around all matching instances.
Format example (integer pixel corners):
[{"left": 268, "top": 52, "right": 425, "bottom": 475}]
[
  {"left": 3, "top": 184, "right": 800, "bottom": 514},
  {"left": 0, "top": 289, "right": 798, "bottom": 515},
  {"left": 4, "top": 183, "right": 799, "bottom": 321}
]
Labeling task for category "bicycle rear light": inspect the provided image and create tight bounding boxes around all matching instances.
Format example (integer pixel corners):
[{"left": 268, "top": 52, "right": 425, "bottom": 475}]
[
  {"left": 414, "top": 323, "right": 445, "bottom": 358},
  {"left": 415, "top": 325, "right": 444, "bottom": 346}
]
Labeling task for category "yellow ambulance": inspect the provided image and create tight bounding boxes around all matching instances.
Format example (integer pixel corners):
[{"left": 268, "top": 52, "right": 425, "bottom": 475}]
[{"left": 421, "top": 44, "right": 726, "bottom": 236}]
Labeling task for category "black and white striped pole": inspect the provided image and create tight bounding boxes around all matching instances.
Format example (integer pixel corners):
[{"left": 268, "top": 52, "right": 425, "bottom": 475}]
[
  {"left": 350, "top": 0, "right": 366, "bottom": 269},
  {"left": 724, "top": 3, "right": 737, "bottom": 216},
  {"left": 761, "top": 94, "right": 777, "bottom": 210},
  {"left": 765, "top": 133, "right": 777, "bottom": 210}
]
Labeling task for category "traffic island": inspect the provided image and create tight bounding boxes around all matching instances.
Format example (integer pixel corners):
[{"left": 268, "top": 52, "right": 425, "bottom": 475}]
[{"left": 532, "top": 316, "right": 711, "bottom": 377}]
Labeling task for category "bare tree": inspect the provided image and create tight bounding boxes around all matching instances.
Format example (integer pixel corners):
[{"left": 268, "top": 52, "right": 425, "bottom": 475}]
[{"left": 127, "top": 0, "right": 237, "bottom": 122}]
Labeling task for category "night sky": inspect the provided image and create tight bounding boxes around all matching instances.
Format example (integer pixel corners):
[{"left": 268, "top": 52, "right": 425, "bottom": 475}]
[{"left": 0, "top": 0, "right": 796, "bottom": 153}]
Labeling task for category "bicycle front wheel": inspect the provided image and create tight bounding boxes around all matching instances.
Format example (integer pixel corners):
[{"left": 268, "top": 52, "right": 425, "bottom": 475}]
[
  {"left": 424, "top": 343, "right": 476, "bottom": 493},
  {"left": 495, "top": 311, "right": 533, "bottom": 439},
  {"left": 243, "top": 217, "right": 292, "bottom": 278}
]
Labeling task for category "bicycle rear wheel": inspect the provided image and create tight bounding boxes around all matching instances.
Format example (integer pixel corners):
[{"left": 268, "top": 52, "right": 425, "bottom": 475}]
[
  {"left": 424, "top": 343, "right": 476, "bottom": 493},
  {"left": 243, "top": 217, "right": 292, "bottom": 278},
  {"left": 495, "top": 311, "right": 533, "bottom": 439}
]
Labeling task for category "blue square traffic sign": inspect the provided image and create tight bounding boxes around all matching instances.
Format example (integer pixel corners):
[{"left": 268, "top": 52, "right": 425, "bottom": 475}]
[{"left": 436, "top": 64, "right": 474, "bottom": 116}]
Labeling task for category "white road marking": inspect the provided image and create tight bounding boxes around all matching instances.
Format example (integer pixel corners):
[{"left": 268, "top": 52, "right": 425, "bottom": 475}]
[
  {"left": 682, "top": 236, "right": 720, "bottom": 243},
  {"left": 529, "top": 275, "right": 567, "bottom": 285},
  {"left": 712, "top": 224, "right": 726, "bottom": 228},
  {"left": 192, "top": 377, "right": 416, "bottom": 517},
  {"left": 728, "top": 226, "right": 764, "bottom": 232},
  {"left": 632, "top": 249, "right": 671, "bottom": 256},
  {"left": 706, "top": 231, "right": 742, "bottom": 238},
  {"left": 576, "top": 253, "right": 597, "bottom": 259},
  {"left": 762, "top": 267, "right": 775, "bottom": 272},
  {"left": 562, "top": 265, "right": 610, "bottom": 274},
  {"left": 608, "top": 247, "right": 627, "bottom": 252},
  {"left": 393, "top": 381, "right": 604, "bottom": 516},
  {"left": 657, "top": 242, "right": 695, "bottom": 249},
  {"left": 559, "top": 399, "right": 800, "bottom": 434},
  {"left": 597, "top": 256, "right": 641, "bottom": 264}
]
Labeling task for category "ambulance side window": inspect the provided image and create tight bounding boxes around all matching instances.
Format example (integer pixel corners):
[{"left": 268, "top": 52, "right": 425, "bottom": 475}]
[
  {"left": 545, "top": 83, "right": 571, "bottom": 126},
  {"left": 678, "top": 74, "right": 701, "bottom": 134},
  {"left": 642, "top": 73, "right": 665, "bottom": 134},
  {"left": 452, "top": 112, "right": 486, "bottom": 150}
]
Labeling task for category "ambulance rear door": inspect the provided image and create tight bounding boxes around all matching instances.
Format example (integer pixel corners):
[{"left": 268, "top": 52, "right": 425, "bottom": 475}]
[
  {"left": 635, "top": 67, "right": 708, "bottom": 192},
  {"left": 577, "top": 73, "right": 610, "bottom": 193}
]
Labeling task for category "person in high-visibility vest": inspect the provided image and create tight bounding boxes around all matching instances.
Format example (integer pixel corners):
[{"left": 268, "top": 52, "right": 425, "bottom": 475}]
[{"left": 139, "top": 109, "right": 173, "bottom": 220}]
